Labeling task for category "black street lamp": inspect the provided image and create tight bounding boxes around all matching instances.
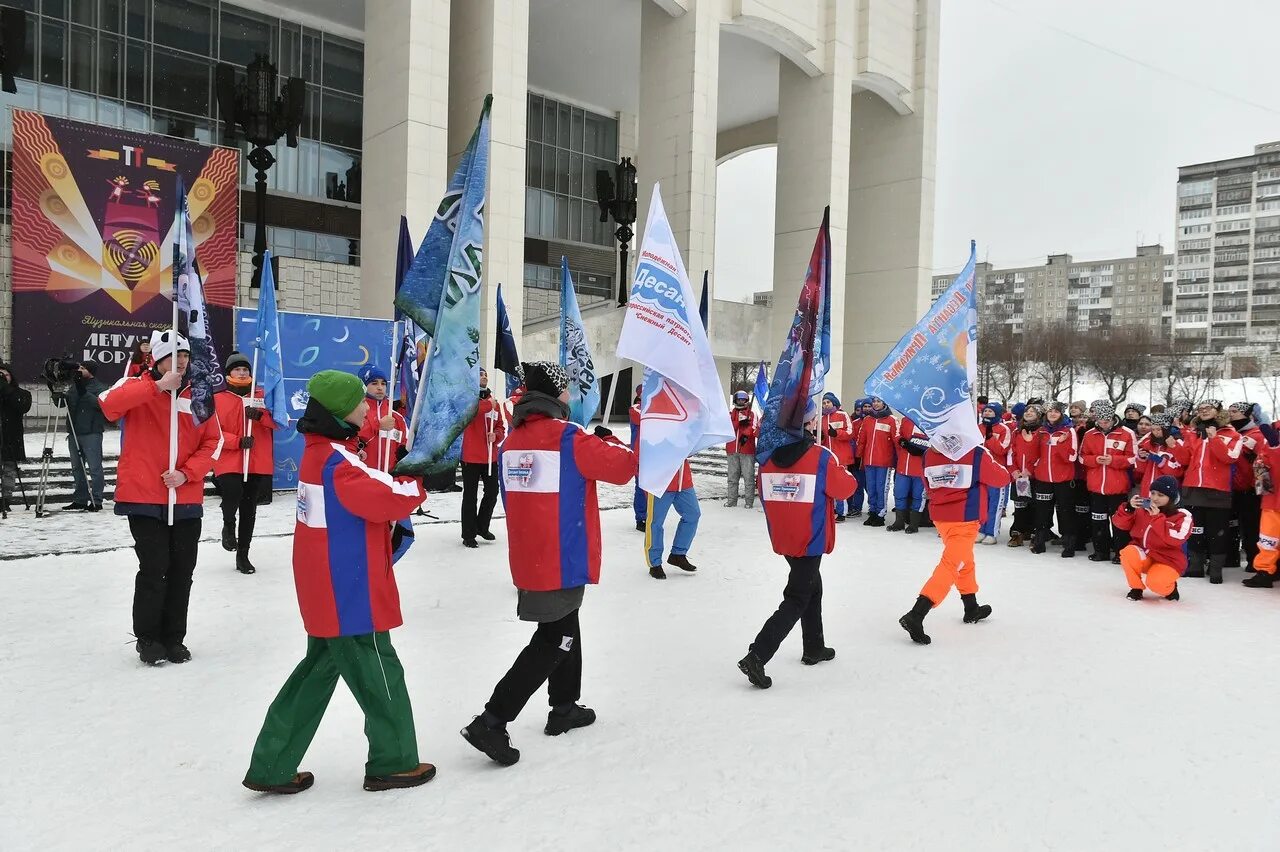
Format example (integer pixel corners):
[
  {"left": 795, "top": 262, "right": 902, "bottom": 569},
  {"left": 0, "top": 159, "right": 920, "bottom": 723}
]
[
  {"left": 215, "top": 55, "right": 305, "bottom": 287},
  {"left": 595, "top": 157, "right": 638, "bottom": 307}
]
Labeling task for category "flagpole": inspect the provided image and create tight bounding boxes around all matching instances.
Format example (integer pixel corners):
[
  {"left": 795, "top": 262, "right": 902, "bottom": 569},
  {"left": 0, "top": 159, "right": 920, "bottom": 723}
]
[
  {"left": 167, "top": 265, "right": 179, "bottom": 527},
  {"left": 406, "top": 337, "right": 433, "bottom": 445},
  {"left": 243, "top": 346, "right": 259, "bottom": 481},
  {"left": 383, "top": 319, "right": 399, "bottom": 473},
  {"left": 601, "top": 363, "right": 622, "bottom": 429}
]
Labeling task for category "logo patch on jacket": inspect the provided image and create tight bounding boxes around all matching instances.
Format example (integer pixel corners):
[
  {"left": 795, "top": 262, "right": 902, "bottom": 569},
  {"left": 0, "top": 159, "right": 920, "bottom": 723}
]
[{"left": 925, "top": 463, "right": 973, "bottom": 490}]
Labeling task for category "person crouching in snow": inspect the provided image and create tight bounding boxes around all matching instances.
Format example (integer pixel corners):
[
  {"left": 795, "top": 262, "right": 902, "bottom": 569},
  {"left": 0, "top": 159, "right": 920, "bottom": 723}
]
[
  {"left": 888, "top": 416, "right": 928, "bottom": 533},
  {"left": 738, "top": 399, "right": 858, "bottom": 689},
  {"left": 1111, "top": 476, "right": 1192, "bottom": 602},
  {"left": 461, "top": 361, "right": 636, "bottom": 766},
  {"left": 819, "top": 393, "right": 855, "bottom": 522},
  {"left": 243, "top": 370, "right": 432, "bottom": 795},
  {"left": 898, "top": 437, "right": 1011, "bottom": 646}
]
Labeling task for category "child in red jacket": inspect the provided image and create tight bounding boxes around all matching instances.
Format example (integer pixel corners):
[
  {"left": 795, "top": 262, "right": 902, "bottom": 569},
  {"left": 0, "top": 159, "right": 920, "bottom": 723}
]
[
  {"left": 1079, "top": 402, "right": 1137, "bottom": 564},
  {"left": 459, "top": 367, "right": 506, "bottom": 548},
  {"left": 213, "top": 350, "right": 277, "bottom": 575},
  {"left": 1111, "top": 476, "right": 1192, "bottom": 601},
  {"left": 1244, "top": 423, "right": 1280, "bottom": 588}
]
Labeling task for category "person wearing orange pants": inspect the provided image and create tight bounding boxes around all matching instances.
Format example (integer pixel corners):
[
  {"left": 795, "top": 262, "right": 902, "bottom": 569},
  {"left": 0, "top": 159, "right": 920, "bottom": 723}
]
[
  {"left": 900, "top": 442, "right": 1011, "bottom": 645},
  {"left": 1244, "top": 428, "right": 1280, "bottom": 587},
  {"left": 1111, "top": 476, "right": 1193, "bottom": 602}
]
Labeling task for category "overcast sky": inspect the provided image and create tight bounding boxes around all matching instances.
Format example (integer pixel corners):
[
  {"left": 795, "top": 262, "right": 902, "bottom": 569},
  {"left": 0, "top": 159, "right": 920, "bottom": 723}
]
[{"left": 714, "top": 0, "right": 1280, "bottom": 301}]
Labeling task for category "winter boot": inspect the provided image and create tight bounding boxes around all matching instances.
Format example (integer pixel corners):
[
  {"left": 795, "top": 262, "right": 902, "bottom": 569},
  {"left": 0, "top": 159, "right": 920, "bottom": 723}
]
[
  {"left": 1243, "top": 571, "right": 1275, "bottom": 588},
  {"left": 545, "top": 703, "right": 597, "bottom": 736},
  {"left": 737, "top": 652, "right": 772, "bottom": 689},
  {"left": 166, "top": 643, "right": 192, "bottom": 664},
  {"left": 919, "top": 507, "right": 936, "bottom": 528},
  {"left": 1088, "top": 538, "right": 1110, "bottom": 561},
  {"left": 1126, "top": 589, "right": 1144, "bottom": 601},
  {"left": 221, "top": 520, "right": 237, "bottom": 552},
  {"left": 1185, "top": 551, "right": 1207, "bottom": 578},
  {"left": 478, "top": 530, "right": 496, "bottom": 541},
  {"left": 801, "top": 647, "right": 836, "bottom": 666},
  {"left": 1165, "top": 584, "right": 1180, "bottom": 601},
  {"left": 1007, "top": 531, "right": 1024, "bottom": 548},
  {"left": 848, "top": 509, "right": 863, "bottom": 519},
  {"left": 243, "top": 772, "right": 315, "bottom": 795},
  {"left": 236, "top": 549, "right": 257, "bottom": 575},
  {"left": 865, "top": 514, "right": 886, "bottom": 528},
  {"left": 960, "top": 593, "right": 992, "bottom": 624},
  {"left": 461, "top": 717, "right": 520, "bottom": 766},
  {"left": 1029, "top": 531, "right": 1047, "bottom": 555},
  {"left": 835, "top": 514, "right": 847, "bottom": 524},
  {"left": 898, "top": 595, "right": 933, "bottom": 645},
  {"left": 905, "top": 511, "right": 923, "bottom": 534},
  {"left": 364, "top": 763, "right": 437, "bottom": 792},
  {"left": 649, "top": 564, "right": 667, "bottom": 580},
  {"left": 1060, "top": 536, "right": 1077, "bottom": 559},
  {"left": 887, "top": 510, "right": 907, "bottom": 532},
  {"left": 1110, "top": 554, "right": 1122, "bottom": 565},
  {"left": 1225, "top": 549, "right": 1242, "bottom": 569},
  {"left": 635, "top": 521, "right": 646, "bottom": 532},
  {"left": 724, "top": 498, "right": 738, "bottom": 508},
  {"left": 667, "top": 554, "right": 697, "bottom": 572},
  {"left": 1208, "top": 554, "right": 1226, "bottom": 585},
  {"left": 136, "top": 639, "right": 166, "bottom": 666}
]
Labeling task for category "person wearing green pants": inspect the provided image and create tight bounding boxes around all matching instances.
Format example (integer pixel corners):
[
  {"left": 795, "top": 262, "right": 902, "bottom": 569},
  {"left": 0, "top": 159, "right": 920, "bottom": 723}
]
[{"left": 243, "top": 371, "right": 433, "bottom": 794}]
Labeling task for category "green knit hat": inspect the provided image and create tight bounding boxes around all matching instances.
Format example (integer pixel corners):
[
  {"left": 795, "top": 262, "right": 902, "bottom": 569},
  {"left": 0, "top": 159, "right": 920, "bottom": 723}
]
[{"left": 307, "top": 370, "right": 365, "bottom": 419}]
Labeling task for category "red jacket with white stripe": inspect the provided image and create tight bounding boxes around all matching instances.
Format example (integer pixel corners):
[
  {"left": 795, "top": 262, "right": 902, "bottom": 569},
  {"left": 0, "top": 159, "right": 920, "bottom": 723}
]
[
  {"left": 98, "top": 373, "right": 223, "bottom": 512},
  {"left": 356, "top": 396, "right": 408, "bottom": 473},
  {"left": 1231, "top": 423, "right": 1261, "bottom": 492},
  {"left": 1034, "top": 424, "right": 1078, "bottom": 483},
  {"left": 499, "top": 414, "right": 636, "bottom": 591},
  {"left": 758, "top": 442, "right": 858, "bottom": 557},
  {"left": 1180, "top": 425, "right": 1243, "bottom": 493},
  {"left": 293, "top": 410, "right": 425, "bottom": 638},
  {"left": 857, "top": 411, "right": 897, "bottom": 467},
  {"left": 1009, "top": 428, "right": 1042, "bottom": 478},
  {"left": 895, "top": 418, "right": 929, "bottom": 477},
  {"left": 922, "top": 446, "right": 1012, "bottom": 524},
  {"left": 212, "top": 388, "right": 276, "bottom": 477},
  {"left": 727, "top": 405, "right": 758, "bottom": 456},
  {"left": 982, "top": 421, "right": 1013, "bottom": 467},
  {"left": 1111, "top": 504, "right": 1193, "bottom": 575},
  {"left": 821, "top": 410, "right": 857, "bottom": 465},
  {"left": 1134, "top": 433, "right": 1188, "bottom": 494},
  {"left": 461, "top": 396, "right": 506, "bottom": 464},
  {"left": 1080, "top": 426, "right": 1137, "bottom": 495}
]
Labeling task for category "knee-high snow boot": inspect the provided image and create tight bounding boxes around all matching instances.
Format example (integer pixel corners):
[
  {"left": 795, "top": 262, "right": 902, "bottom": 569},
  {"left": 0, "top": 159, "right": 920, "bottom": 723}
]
[
  {"left": 887, "top": 510, "right": 907, "bottom": 532},
  {"left": 905, "top": 510, "right": 923, "bottom": 534}
]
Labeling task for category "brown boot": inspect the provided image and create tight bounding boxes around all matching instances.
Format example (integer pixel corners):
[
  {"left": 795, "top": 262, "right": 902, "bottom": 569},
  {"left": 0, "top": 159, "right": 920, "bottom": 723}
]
[
  {"left": 363, "top": 763, "right": 437, "bottom": 792},
  {"left": 1007, "top": 531, "right": 1024, "bottom": 548},
  {"left": 243, "top": 772, "right": 314, "bottom": 795}
]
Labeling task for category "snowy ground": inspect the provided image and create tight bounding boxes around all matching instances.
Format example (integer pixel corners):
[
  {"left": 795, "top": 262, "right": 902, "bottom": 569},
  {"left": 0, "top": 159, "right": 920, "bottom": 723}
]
[{"left": 5, "top": 481, "right": 1280, "bottom": 852}]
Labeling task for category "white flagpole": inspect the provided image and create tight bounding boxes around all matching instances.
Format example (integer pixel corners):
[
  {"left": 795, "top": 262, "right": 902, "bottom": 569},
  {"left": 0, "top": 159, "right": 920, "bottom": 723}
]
[
  {"left": 243, "top": 347, "right": 259, "bottom": 481},
  {"left": 167, "top": 279, "right": 179, "bottom": 526},
  {"left": 405, "top": 337, "right": 433, "bottom": 445},
  {"left": 601, "top": 363, "right": 624, "bottom": 430},
  {"left": 384, "top": 319, "right": 401, "bottom": 473}
]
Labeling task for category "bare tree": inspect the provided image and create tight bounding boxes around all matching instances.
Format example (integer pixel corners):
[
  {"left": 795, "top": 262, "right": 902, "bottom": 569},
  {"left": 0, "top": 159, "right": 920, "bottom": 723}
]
[
  {"left": 1171, "top": 349, "right": 1222, "bottom": 405},
  {"left": 1026, "top": 321, "right": 1080, "bottom": 401},
  {"left": 1085, "top": 324, "right": 1157, "bottom": 405},
  {"left": 980, "top": 323, "right": 1026, "bottom": 405}
]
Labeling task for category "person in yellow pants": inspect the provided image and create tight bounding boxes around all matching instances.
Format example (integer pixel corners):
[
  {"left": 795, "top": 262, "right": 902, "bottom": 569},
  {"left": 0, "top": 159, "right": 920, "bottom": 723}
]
[
  {"left": 1111, "top": 476, "right": 1192, "bottom": 601},
  {"left": 900, "top": 443, "right": 1011, "bottom": 645}
]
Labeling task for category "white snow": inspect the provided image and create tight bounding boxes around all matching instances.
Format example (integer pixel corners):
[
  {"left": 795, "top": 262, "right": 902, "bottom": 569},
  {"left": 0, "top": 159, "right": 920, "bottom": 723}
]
[{"left": 4, "top": 474, "right": 1280, "bottom": 850}]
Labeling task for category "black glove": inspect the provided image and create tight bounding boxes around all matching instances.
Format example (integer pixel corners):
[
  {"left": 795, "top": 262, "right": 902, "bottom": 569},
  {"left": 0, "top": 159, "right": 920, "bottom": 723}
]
[
  {"left": 737, "top": 415, "right": 750, "bottom": 425},
  {"left": 479, "top": 388, "right": 492, "bottom": 399},
  {"left": 594, "top": 425, "right": 614, "bottom": 440},
  {"left": 898, "top": 437, "right": 909, "bottom": 448},
  {"left": 244, "top": 407, "right": 265, "bottom": 421},
  {"left": 395, "top": 445, "right": 410, "bottom": 462},
  {"left": 827, "top": 426, "right": 838, "bottom": 438},
  {"left": 238, "top": 436, "right": 254, "bottom": 449},
  {"left": 391, "top": 519, "right": 415, "bottom": 553},
  {"left": 738, "top": 435, "right": 748, "bottom": 447},
  {"left": 851, "top": 458, "right": 862, "bottom": 471}
]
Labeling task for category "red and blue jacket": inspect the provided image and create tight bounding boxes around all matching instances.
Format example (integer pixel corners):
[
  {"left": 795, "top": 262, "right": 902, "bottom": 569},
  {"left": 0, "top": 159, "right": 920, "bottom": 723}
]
[
  {"left": 895, "top": 418, "right": 929, "bottom": 477},
  {"left": 758, "top": 440, "right": 858, "bottom": 557},
  {"left": 292, "top": 401, "right": 425, "bottom": 638},
  {"left": 922, "top": 445, "right": 1012, "bottom": 524},
  {"left": 857, "top": 406, "right": 897, "bottom": 467},
  {"left": 499, "top": 413, "right": 636, "bottom": 591}
]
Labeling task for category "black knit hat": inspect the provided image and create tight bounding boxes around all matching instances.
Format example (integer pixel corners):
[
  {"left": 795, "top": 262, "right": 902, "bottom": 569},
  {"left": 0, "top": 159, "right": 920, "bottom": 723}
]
[
  {"left": 521, "top": 361, "right": 568, "bottom": 397},
  {"left": 1150, "top": 475, "right": 1180, "bottom": 504}
]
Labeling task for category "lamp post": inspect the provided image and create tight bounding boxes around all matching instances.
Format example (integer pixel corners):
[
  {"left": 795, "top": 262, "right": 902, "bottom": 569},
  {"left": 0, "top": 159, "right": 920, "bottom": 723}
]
[
  {"left": 215, "top": 55, "right": 305, "bottom": 287},
  {"left": 595, "top": 157, "right": 638, "bottom": 307}
]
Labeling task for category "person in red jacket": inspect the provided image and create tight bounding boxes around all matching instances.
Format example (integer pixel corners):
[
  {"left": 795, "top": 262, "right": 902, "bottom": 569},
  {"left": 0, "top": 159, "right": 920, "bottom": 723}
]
[
  {"left": 888, "top": 416, "right": 929, "bottom": 533},
  {"left": 243, "top": 370, "right": 434, "bottom": 795},
  {"left": 978, "top": 402, "right": 1013, "bottom": 544},
  {"left": 629, "top": 385, "right": 646, "bottom": 531},
  {"left": 459, "top": 367, "right": 506, "bottom": 548},
  {"left": 125, "top": 337, "right": 153, "bottom": 379},
  {"left": 355, "top": 365, "right": 407, "bottom": 473},
  {"left": 725, "top": 390, "right": 758, "bottom": 509},
  {"left": 462, "top": 361, "right": 635, "bottom": 767},
  {"left": 213, "top": 351, "right": 277, "bottom": 575},
  {"left": 1112, "top": 476, "right": 1192, "bottom": 602},
  {"left": 1031, "top": 402, "right": 1080, "bottom": 558},
  {"left": 1134, "top": 414, "right": 1187, "bottom": 494},
  {"left": 1180, "top": 399, "right": 1244, "bottom": 582},
  {"left": 857, "top": 397, "right": 897, "bottom": 526},
  {"left": 820, "top": 392, "right": 856, "bottom": 521},
  {"left": 1079, "top": 402, "right": 1137, "bottom": 564},
  {"left": 1225, "top": 401, "right": 1263, "bottom": 570},
  {"left": 1006, "top": 404, "right": 1042, "bottom": 547},
  {"left": 1244, "top": 425, "right": 1280, "bottom": 587},
  {"left": 899, "top": 441, "right": 1012, "bottom": 645},
  {"left": 738, "top": 398, "right": 858, "bottom": 689},
  {"left": 98, "top": 329, "right": 223, "bottom": 666}
]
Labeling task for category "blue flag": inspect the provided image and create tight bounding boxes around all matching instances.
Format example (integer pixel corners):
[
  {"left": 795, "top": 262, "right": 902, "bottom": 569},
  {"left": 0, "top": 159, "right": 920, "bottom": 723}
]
[
  {"left": 865, "top": 240, "right": 983, "bottom": 461},
  {"left": 395, "top": 97, "right": 491, "bottom": 475},
  {"left": 756, "top": 207, "right": 831, "bottom": 465},
  {"left": 495, "top": 282, "right": 521, "bottom": 397},
  {"left": 753, "top": 360, "right": 769, "bottom": 410},
  {"left": 393, "top": 214, "right": 415, "bottom": 318},
  {"left": 253, "top": 251, "right": 290, "bottom": 426},
  {"left": 172, "top": 175, "right": 222, "bottom": 426},
  {"left": 699, "top": 270, "right": 709, "bottom": 332},
  {"left": 559, "top": 258, "right": 600, "bottom": 425},
  {"left": 395, "top": 328, "right": 420, "bottom": 411}
]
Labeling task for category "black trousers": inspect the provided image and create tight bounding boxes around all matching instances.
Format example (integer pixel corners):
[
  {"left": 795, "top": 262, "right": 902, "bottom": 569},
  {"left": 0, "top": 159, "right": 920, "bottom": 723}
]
[
  {"left": 1089, "top": 492, "right": 1129, "bottom": 557},
  {"left": 1189, "top": 504, "right": 1232, "bottom": 556},
  {"left": 461, "top": 461, "right": 499, "bottom": 541},
  {"left": 1073, "top": 480, "right": 1092, "bottom": 542},
  {"left": 216, "top": 473, "right": 269, "bottom": 554},
  {"left": 485, "top": 609, "right": 582, "bottom": 723},
  {"left": 750, "top": 555, "right": 824, "bottom": 664},
  {"left": 128, "top": 515, "right": 201, "bottom": 645},
  {"left": 1034, "top": 480, "right": 1077, "bottom": 543},
  {"left": 1229, "top": 490, "right": 1262, "bottom": 566},
  {"left": 1010, "top": 480, "right": 1036, "bottom": 535}
]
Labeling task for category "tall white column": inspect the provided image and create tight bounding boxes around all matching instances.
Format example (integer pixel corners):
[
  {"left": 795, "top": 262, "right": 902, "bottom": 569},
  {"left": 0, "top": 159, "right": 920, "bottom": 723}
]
[
  {"left": 637, "top": 0, "right": 720, "bottom": 296},
  {"left": 844, "top": 0, "right": 940, "bottom": 390},
  {"left": 449, "top": 0, "right": 529, "bottom": 366},
  {"left": 360, "top": 0, "right": 451, "bottom": 318}
]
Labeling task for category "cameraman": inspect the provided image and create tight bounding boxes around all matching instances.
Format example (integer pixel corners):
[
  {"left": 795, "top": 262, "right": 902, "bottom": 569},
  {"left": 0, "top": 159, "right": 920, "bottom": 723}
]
[
  {"left": 0, "top": 361, "right": 33, "bottom": 512},
  {"left": 64, "top": 363, "right": 109, "bottom": 511},
  {"left": 459, "top": 367, "right": 505, "bottom": 548}
]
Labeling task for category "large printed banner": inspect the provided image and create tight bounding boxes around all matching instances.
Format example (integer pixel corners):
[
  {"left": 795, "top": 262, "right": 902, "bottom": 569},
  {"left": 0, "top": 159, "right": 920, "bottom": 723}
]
[
  {"left": 9, "top": 109, "right": 239, "bottom": 378},
  {"left": 235, "top": 308, "right": 394, "bottom": 489}
]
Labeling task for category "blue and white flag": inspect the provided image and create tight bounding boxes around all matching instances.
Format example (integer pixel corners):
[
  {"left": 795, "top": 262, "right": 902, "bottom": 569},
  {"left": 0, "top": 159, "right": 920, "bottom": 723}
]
[
  {"left": 753, "top": 360, "right": 769, "bottom": 412},
  {"left": 171, "top": 175, "right": 222, "bottom": 426},
  {"left": 559, "top": 258, "right": 600, "bottom": 425},
  {"left": 864, "top": 240, "right": 982, "bottom": 461},
  {"left": 252, "top": 251, "right": 290, "bottom": 426},
  {"left": 395, "top": 97, "right": 490, "bottom": 475},
  {"left": 617, "top": 184, "right": 733, "bottom": 496},
  {"left": 495, "top": 282, "right": 521, "bottom": 398}
]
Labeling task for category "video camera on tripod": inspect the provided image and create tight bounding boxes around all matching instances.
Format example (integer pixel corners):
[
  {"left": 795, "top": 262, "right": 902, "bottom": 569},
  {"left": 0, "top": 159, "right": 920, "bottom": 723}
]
[
  {"left": 41, "top": 354, "right": 81, "bottom": 401},
  {"left": 33, "top": 353, "right": 89, "bottom": 517}
]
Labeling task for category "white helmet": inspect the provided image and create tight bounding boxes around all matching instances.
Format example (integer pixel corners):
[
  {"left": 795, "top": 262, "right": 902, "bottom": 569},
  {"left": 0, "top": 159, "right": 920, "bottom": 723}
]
[{"left": 149, "top": 328, "right": 191, "bottom": 364}]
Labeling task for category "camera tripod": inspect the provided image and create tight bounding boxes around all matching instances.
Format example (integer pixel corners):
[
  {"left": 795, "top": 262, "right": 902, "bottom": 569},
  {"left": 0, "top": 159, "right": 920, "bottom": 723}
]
[{"left": 34, "top": 388, "right": 88, "bottom": 518}]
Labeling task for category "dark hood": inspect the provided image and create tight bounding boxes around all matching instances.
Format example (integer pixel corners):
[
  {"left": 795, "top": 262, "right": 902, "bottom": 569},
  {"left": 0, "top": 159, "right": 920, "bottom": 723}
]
[
  {"left": 297, "top": 397, "right": 361, "bottom": 441},
  {"left": 769, "top": 436, "right": 815, "bottom": 469},
  {"left": 513, "top": 390, "right": 570, "bottom": 428},
  {"left": 0, "top": 362, "right": 16, "bottom": 387}
]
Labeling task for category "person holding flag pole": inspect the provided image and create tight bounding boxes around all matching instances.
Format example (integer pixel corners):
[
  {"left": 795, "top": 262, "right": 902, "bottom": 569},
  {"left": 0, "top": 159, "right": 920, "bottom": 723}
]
[{"left": 459, "top": 367, "right": 505, "bottom": 548}]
